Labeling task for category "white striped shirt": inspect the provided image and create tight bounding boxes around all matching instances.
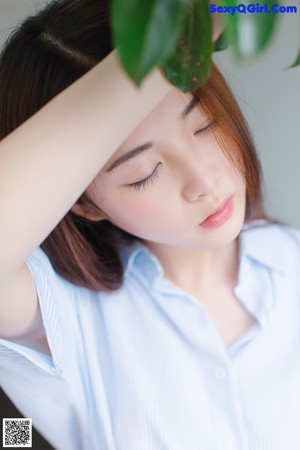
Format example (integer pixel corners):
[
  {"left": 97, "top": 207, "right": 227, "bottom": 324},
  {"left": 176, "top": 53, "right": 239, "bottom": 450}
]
[{"left": 1, "top": 220, "right": 300, "bottom": 449}]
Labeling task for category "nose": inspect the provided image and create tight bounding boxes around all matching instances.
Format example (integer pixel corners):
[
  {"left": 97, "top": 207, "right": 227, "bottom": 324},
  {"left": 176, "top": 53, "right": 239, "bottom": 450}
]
[{"left": 181, "top": 158, "right": 219, "bottom": 202}]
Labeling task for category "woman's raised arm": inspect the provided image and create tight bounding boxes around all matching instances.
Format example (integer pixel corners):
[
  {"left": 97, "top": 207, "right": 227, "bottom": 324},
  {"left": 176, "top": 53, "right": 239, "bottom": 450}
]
[
  {"left": 0, "top": 50, "right": 170, "bottom": 342},
  {"left": 0, "top": 50, "right": 171, "bottom": 282}
]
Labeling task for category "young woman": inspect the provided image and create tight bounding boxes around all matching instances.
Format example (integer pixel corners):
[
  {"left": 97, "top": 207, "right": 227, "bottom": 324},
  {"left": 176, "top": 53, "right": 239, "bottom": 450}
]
[{"left": 1, "top": 1, "right": 300, "bottom": 449}]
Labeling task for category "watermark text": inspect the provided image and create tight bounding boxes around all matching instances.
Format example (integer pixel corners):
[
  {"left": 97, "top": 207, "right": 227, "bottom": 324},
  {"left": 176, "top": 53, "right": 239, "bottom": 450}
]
[{"left": 210, "top": 3, "right": 297, "bottom": 15}]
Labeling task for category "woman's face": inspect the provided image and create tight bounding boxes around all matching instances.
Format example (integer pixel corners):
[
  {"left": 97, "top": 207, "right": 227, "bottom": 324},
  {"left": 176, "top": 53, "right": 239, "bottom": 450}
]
[{"left": 77, "top": 87, "right": 246, "bottom": 250}]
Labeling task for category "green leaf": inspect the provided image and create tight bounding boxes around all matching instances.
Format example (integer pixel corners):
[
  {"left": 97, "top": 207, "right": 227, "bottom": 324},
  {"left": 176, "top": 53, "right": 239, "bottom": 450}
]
[
  {"left": 219, "top": 0, "right": 279, "bottom": 58},
  {"left": 162, "top": 0, "right": 213, "bottom": 91},
  {"left": 111, "top": 0, "right": 187, "bottom": 85},
  {"left": 213, "top": 28, "right": 229, "bottom": 52},
  {"left": 287, "top": 48, "right": 300, "bottom": 68}
]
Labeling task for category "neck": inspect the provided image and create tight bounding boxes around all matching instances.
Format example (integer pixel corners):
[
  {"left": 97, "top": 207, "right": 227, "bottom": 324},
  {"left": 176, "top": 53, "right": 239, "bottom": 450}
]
[{"left": 143, "top": 238, "right": 240, "bottom": 298}]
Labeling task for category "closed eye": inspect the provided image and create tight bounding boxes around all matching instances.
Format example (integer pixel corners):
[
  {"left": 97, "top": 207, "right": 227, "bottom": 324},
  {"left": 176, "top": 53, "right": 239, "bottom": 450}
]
[
  {"left": 127, "top": 162, "right": 162, "bottom": 191},
  {"left": 126, "top": 119, "right": 216, "bottom": 192},
  {"left": 194, "top": 119, "right": 216, "bottom": 136}
]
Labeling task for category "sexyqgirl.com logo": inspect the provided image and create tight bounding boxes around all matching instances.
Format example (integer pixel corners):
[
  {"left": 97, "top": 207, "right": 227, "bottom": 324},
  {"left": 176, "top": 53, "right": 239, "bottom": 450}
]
[{"left": 209, "top": 3, "right": 297, "bottom": 15}]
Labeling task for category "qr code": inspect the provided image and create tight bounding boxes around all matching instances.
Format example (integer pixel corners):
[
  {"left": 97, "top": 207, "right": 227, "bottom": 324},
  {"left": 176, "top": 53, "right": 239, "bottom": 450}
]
[{"left": 2, "top": 418, "right": 32, "bottom": 448}]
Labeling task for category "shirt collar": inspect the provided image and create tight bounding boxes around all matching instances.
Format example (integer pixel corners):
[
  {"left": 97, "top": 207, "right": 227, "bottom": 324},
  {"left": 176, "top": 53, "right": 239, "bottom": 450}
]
[
  {"left": 119, "top": 240, "right": 164, "bottom": 281},
  {"left": 119, "top": 219, "right": 287, "bottom": 283},
  {"left": 239, "top": 219, "right": 288, "bottom": 274}
]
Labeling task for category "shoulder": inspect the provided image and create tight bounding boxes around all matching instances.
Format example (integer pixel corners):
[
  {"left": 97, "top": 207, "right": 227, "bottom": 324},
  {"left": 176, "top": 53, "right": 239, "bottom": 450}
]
[
  {"left": 240, "top": 219, "right": 300, "bottom": 272},
  {"left": 27, "top": 245, "right": 88, "bottom": 295},
  {"left": 243, "top": 219, "right": 300, "bottom": 242},
  {"left": 25, "top": 245, "right": 98, "bottom": 337}
]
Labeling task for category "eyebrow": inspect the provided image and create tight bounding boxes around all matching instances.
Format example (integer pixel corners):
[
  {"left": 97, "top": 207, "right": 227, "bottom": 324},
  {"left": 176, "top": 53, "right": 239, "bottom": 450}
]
[{"left": 105, "top": 94, "right": 201, "bottom": 173}]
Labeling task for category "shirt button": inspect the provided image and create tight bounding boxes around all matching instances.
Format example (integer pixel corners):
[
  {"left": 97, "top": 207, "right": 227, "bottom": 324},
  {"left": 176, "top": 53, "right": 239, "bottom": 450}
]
[{"left": 214, "top": 367, "right": 227, "bottom": 379}]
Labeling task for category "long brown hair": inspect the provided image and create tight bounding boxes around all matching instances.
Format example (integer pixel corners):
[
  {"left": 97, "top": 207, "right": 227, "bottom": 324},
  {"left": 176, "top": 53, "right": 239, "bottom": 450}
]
[{"left": 0, "top": 0, "right": 267, "bottom": 292}]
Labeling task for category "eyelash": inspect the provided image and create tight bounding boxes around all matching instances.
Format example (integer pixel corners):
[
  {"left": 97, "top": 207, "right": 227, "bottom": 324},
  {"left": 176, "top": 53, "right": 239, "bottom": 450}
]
[
  {"left": 194, "top": 121, "right": 214, "bottom": 136},
  {"left": 128, "top": 120, "right": 215, "bottom": 191},
  {"left": 128, "top": 162, "right": 162, "bottom": 191}
]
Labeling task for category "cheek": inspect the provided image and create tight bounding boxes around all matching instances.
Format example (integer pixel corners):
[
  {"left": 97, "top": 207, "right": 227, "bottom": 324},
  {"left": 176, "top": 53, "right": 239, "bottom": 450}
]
[
  {"left": 104, "top": 195, "right": 160, "bottom": 225},
  {"left": 122, "top": 198, "right": 155, "bottom": 220},
  {"left": 107, "top": 196, "right": 168, "bottom": 239}
]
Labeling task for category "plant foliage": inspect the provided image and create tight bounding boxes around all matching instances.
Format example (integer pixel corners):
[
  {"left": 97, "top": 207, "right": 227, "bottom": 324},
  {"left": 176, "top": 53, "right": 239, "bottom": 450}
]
[{"left": 111, "top": 0, "right": 298, "bottom": 91}]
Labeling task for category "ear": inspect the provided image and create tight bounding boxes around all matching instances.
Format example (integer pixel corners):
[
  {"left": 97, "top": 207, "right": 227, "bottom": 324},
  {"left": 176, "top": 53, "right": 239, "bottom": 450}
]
[{"left": 70, "top": 202, "right": 106, "bottom": 222}]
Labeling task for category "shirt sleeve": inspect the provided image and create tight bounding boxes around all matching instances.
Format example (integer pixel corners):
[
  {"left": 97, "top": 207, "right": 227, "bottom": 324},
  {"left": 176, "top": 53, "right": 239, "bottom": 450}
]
[{"left": 0, "top": 246, "right": 76, "bottom": 374}]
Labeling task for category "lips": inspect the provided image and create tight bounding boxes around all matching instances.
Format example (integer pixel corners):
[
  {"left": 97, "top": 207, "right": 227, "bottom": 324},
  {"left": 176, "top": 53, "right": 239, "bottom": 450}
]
[
  {"left": 206, "top": 198, "right": 229, "bottom": 217},
  {"left": 200, "top": 196, "right": 234, "bottom": 228}
]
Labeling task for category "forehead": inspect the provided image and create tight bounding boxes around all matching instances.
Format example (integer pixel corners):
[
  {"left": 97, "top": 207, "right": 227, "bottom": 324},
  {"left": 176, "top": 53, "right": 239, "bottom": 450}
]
[
  {"left": 120, "top": 89, "right": 203, "bottom": 142},
  {"left": 99, "top": 88, "right": 208, "bottom": 176},
  {"left": 146, "top": 88, "right": 196, "bottom": 120}
]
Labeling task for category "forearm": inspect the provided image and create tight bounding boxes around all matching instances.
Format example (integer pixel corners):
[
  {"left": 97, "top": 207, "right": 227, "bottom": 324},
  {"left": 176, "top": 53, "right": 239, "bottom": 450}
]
[{"left": 0, "top": 50, "right": 171, "bottom": 281}]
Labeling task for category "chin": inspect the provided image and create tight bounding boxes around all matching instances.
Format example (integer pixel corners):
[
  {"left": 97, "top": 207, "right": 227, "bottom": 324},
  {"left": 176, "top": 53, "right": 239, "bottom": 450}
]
[{"left": 200, "top": 215, "right": 244, "bottom": 249}]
